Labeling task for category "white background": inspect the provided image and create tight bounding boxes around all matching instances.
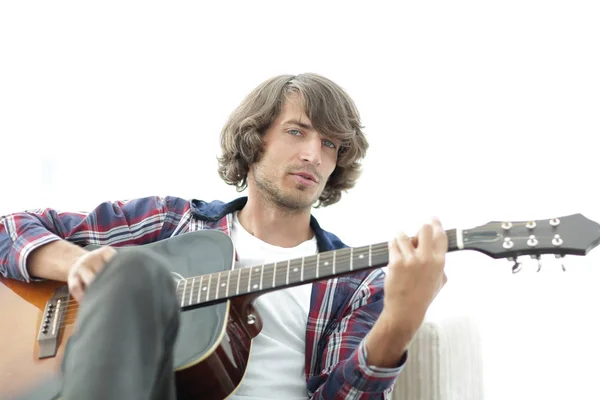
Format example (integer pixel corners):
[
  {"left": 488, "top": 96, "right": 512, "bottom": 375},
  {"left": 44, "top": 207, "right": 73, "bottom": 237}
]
[{"left": 1, "top": 1, "right": 599, "bottom": 398}]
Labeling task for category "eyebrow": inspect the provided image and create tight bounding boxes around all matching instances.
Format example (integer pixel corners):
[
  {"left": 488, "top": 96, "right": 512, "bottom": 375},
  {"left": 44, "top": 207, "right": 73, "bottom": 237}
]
[{"left": 283, "top": 119, "right": 314, "bottom": 131}]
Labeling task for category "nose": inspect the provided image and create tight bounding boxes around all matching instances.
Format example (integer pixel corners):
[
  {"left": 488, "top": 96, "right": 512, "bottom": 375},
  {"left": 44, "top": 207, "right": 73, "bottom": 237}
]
[{"left": 299, "top": 136, "right": 322, "bottom": 166}]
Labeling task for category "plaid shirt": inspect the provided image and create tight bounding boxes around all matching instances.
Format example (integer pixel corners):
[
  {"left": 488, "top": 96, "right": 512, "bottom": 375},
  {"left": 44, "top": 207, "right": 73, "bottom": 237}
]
[{"left": 0, "top": 196, "right": 406, "bottom": 399}]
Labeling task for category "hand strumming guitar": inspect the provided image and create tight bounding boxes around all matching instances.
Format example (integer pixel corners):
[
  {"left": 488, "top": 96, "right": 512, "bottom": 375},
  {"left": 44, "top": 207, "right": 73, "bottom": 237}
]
[
  {"left": 67, "top": 246, "right": 116, "bottom": 302},
  {"left": 28, "top": 240, "right": 116, "bottom": 302}
]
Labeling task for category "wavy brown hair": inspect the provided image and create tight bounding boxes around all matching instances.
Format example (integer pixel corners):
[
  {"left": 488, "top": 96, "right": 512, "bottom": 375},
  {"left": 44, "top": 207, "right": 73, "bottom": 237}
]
[{"left": 217, "top": 73, "right": 369, "bottom": 207}]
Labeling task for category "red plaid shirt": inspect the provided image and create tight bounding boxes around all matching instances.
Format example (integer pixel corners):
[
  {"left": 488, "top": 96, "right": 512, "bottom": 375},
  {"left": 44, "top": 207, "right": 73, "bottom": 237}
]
[{"left": 0, "top": 196, "right": 406, "bottom": 398}]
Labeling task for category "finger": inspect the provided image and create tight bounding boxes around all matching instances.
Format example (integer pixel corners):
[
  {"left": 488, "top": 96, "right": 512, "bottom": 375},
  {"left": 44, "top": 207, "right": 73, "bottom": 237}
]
[
  {"left": 68, "top": 273, "right": 84, "bottom": 302},
  {"left": 395, "top": 232, "right": 416, "bottom": 259},
  {"left": 409, "top": 234, "right": 419, "bottom": 248},
  {"left": 416, "top": 223, "right": 433, "bottom": 252},
  {"left": 86, "top": 246, "right": 116, "bottom": 274},
  {"left": 97, "top": 246, "right": 117, "bottom": 264},
  {"left": 388, "top": 238, "right": 401, "bottom": 258},
  {"left": 431, "top": 217, "right": 448, "bottom": 254},
  {"left": 78, "top": 266, "right": 97, "bottom": 288}
]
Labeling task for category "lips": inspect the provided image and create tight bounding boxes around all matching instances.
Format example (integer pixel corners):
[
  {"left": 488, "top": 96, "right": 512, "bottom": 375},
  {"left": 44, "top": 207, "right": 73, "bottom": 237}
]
[{"left": 294, "top": 172, "right": 318, "bottom": 183}]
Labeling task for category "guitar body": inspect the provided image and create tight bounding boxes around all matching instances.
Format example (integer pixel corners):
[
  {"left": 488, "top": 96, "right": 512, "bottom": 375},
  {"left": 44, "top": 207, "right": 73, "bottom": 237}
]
[
  {"left": 0, "top": 279, "right": 75, "bottom": 398},
  {"left": 0, "top": 230, "right": 262, "bottom": 400}
]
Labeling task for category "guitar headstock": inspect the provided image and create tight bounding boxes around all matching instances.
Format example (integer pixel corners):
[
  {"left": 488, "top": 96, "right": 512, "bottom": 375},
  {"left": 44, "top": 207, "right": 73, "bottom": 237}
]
[{"left": 460, "top": 214, "right": 600, "bottom": 262}]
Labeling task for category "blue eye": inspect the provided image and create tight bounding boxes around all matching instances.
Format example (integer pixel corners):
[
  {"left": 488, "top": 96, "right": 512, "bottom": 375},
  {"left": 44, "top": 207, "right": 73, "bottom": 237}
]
[
  {"left": 323, "top": 140, "right": 336, "bottom": 149},
  {"left": 288, "top": 129, "right": 302, "bottom": 136}
]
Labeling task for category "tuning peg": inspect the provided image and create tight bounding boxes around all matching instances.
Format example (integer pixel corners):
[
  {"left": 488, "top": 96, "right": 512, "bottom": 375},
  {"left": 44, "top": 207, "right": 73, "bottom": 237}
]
[
  {"left": 509, "top": 257, "right": 523, "bottom": 274},
  {"left": 555, "top": 254, "right": 566, "bottom": 271},
  {"left": 530, "top": 255, "right": 543, "bottom": 272}
]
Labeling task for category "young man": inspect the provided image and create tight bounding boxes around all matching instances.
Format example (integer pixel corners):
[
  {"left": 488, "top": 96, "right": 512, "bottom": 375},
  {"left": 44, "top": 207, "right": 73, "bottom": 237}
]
[{"left": 0, "top": 73, "right": 448, "bottom": 399}]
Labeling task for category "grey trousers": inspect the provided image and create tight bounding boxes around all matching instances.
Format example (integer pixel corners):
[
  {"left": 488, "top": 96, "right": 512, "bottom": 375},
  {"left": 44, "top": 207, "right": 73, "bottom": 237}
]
[{"left": 20, "top": 249, "right": 180, "bottom": 400}]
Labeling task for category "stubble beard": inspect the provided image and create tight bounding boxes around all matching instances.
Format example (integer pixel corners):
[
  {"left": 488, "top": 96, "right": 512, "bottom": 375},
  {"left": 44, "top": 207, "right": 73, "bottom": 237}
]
[{"left": 252, "top": 164, "right": 318, "bottom": 213}]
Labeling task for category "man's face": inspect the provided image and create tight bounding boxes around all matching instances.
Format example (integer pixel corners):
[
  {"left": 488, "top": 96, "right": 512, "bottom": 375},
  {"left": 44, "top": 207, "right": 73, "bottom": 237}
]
[{"left": 249, "top": 94, "right": 340, "bottom": 211}]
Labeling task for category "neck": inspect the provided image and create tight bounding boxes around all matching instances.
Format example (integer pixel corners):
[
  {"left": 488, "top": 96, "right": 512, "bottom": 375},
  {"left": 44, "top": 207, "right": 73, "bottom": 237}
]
[
  {"left": 175, "top": 229, "right": 460, "bottom": 310},
  {"left": 238, "top": 192, "right": 313, "bottom": 248}
]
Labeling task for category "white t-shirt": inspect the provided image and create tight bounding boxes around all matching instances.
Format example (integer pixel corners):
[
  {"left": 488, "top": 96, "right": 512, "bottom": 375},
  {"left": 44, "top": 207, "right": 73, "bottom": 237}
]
[{"left": 228, "top": 211, "right": 318, "bottom": 399}]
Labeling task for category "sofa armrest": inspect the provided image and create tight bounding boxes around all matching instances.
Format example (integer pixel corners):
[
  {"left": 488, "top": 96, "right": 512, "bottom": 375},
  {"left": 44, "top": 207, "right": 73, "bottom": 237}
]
[{"left": 391, "top": 316, "right": 484, "bottom": 400}]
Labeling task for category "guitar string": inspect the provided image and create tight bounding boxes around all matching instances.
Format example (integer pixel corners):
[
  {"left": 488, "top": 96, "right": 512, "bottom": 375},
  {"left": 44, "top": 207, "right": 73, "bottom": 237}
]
[
  {"left": 58, "top": 220, "right": 548, "bottom": 309},
  {"left": 52, "top": 225, "right": 561, "bottom": 317},
  {"left": 52, "top": 219, "right": 552, "bottom": 311},
  {"left": 168, "top": 222, "right": 564, "bottom": 291},
  {"left": 51, "top": 224, "right": 560, "bottom": 319},
  {"left": 55, "top": 242, "right": 414, "bottom": 326},
  {"left": 55, "top": 243, "right": 395, "bottom": 318},
  {"left": 56, "top": 239, "right": 427, "bottom": 322},
  {"left": 54, "top": 229, "right": 563, "bottom": 324},
  {"left": 171, "top": 225, "right": 559, "bottom": 296}
]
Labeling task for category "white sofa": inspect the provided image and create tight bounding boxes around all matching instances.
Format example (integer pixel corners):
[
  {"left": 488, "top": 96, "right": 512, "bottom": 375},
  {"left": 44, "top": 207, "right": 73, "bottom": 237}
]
[{"left": 391, "top": 316, "right": 484, "bottom": 400}]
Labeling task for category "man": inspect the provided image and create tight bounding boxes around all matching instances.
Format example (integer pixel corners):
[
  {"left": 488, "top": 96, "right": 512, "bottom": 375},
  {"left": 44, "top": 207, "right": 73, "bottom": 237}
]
[{"left": 0, "top": 73, "right": 448, "bottom": 399}]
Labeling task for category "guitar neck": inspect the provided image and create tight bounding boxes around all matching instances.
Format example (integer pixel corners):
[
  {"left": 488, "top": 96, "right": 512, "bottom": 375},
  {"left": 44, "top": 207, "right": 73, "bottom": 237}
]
[{"left": 176, "top": 229, "right": 459, "bottom": 310}]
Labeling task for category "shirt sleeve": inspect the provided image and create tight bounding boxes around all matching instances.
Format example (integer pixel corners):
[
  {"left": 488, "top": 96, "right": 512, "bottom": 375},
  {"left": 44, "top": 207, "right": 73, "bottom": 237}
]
[
  {"left": 0, "top": 195, "right": 190, "bottom": 282},
  {"left": 308, "top": 269, "right": 407, "bottom": 399}
]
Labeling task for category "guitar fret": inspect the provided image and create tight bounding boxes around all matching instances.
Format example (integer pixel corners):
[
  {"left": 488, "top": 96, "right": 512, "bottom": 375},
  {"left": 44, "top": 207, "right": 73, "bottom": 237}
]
[
  {"left": 176, "top": 279, "right": 181, "bottom": 305},
  {"left": 247, "top": 267, "right": 252, "bottom": 293},
  {"left": 286, "top": 260, "right": 290, "bottom": 285},
  {"left": 198, "top": 275, "right": 204, "bottom": 303},
  {"left": 181, "top": 279, "right": 188, "bottom": 307},
  {"left": 225, "top": 270, "right": 231, "bottom": 298},
  {"left": 250, "top": 267, "right": 261, "bottom": 291},
  {"left": 316, "top": 253, "right": 320, "bottom": 279},
  {"left": 189, "top": 278, "right": 195, "bottom": 305},
  {"left": 206, "top": 274, "right": 212, "bottom": 301},
  {"left": 369, "top": 244, "right": 372, "bottom": 267},
  {"left": 353, "top": 246, "right": 370, "bottom": 270},
  {"left": 296, "top": 260, "right": 302, "bottom": 283},
  {"left": 272, "top": 262, "right": 277, "bottom": 288},
  {"left": 236, "top": 269, "right": 241, "bottom": 295},
  {"left": 215, "top": 273, "right": 221, "bottom": 300},
  {"left": 350, "top": 248, "right": 354, "bottom": 271},
  {"left": 260, "top": 264, "right": 264, "bottom": 290},
  {"left": 333, "top": 251, "right": 336, "bottom": 275}
]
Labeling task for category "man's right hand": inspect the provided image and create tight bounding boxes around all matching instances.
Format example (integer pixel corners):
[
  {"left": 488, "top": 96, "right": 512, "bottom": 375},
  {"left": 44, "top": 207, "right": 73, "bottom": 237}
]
[{"left": 68, "top": 246, "right": 116, "bottom": 302}]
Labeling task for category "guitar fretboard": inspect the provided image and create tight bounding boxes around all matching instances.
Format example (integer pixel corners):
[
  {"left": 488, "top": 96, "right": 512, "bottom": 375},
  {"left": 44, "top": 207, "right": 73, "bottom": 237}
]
[{"left": 176, "top": 229, "right": 458, "bottom": 309}]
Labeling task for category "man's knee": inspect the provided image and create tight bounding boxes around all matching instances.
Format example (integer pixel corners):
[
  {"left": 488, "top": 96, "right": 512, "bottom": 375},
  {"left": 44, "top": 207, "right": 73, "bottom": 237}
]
[
  {"left": 110, "top": 248, "right": 172, "bottom": 281},
  {"left": 100, "top": 248, "right": 178, "bottom": 308}
]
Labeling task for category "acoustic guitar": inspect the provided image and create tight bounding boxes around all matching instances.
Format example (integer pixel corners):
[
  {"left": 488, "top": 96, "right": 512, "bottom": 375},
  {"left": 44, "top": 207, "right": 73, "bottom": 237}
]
[{"left": 1, "top": 214, "right": 599, "bottom": 399}]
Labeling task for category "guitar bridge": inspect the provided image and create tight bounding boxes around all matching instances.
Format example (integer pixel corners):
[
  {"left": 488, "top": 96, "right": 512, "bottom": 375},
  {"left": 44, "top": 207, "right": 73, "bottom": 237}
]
[{"left": 37, "top": 285, "right": 69, "bottom": 359}]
